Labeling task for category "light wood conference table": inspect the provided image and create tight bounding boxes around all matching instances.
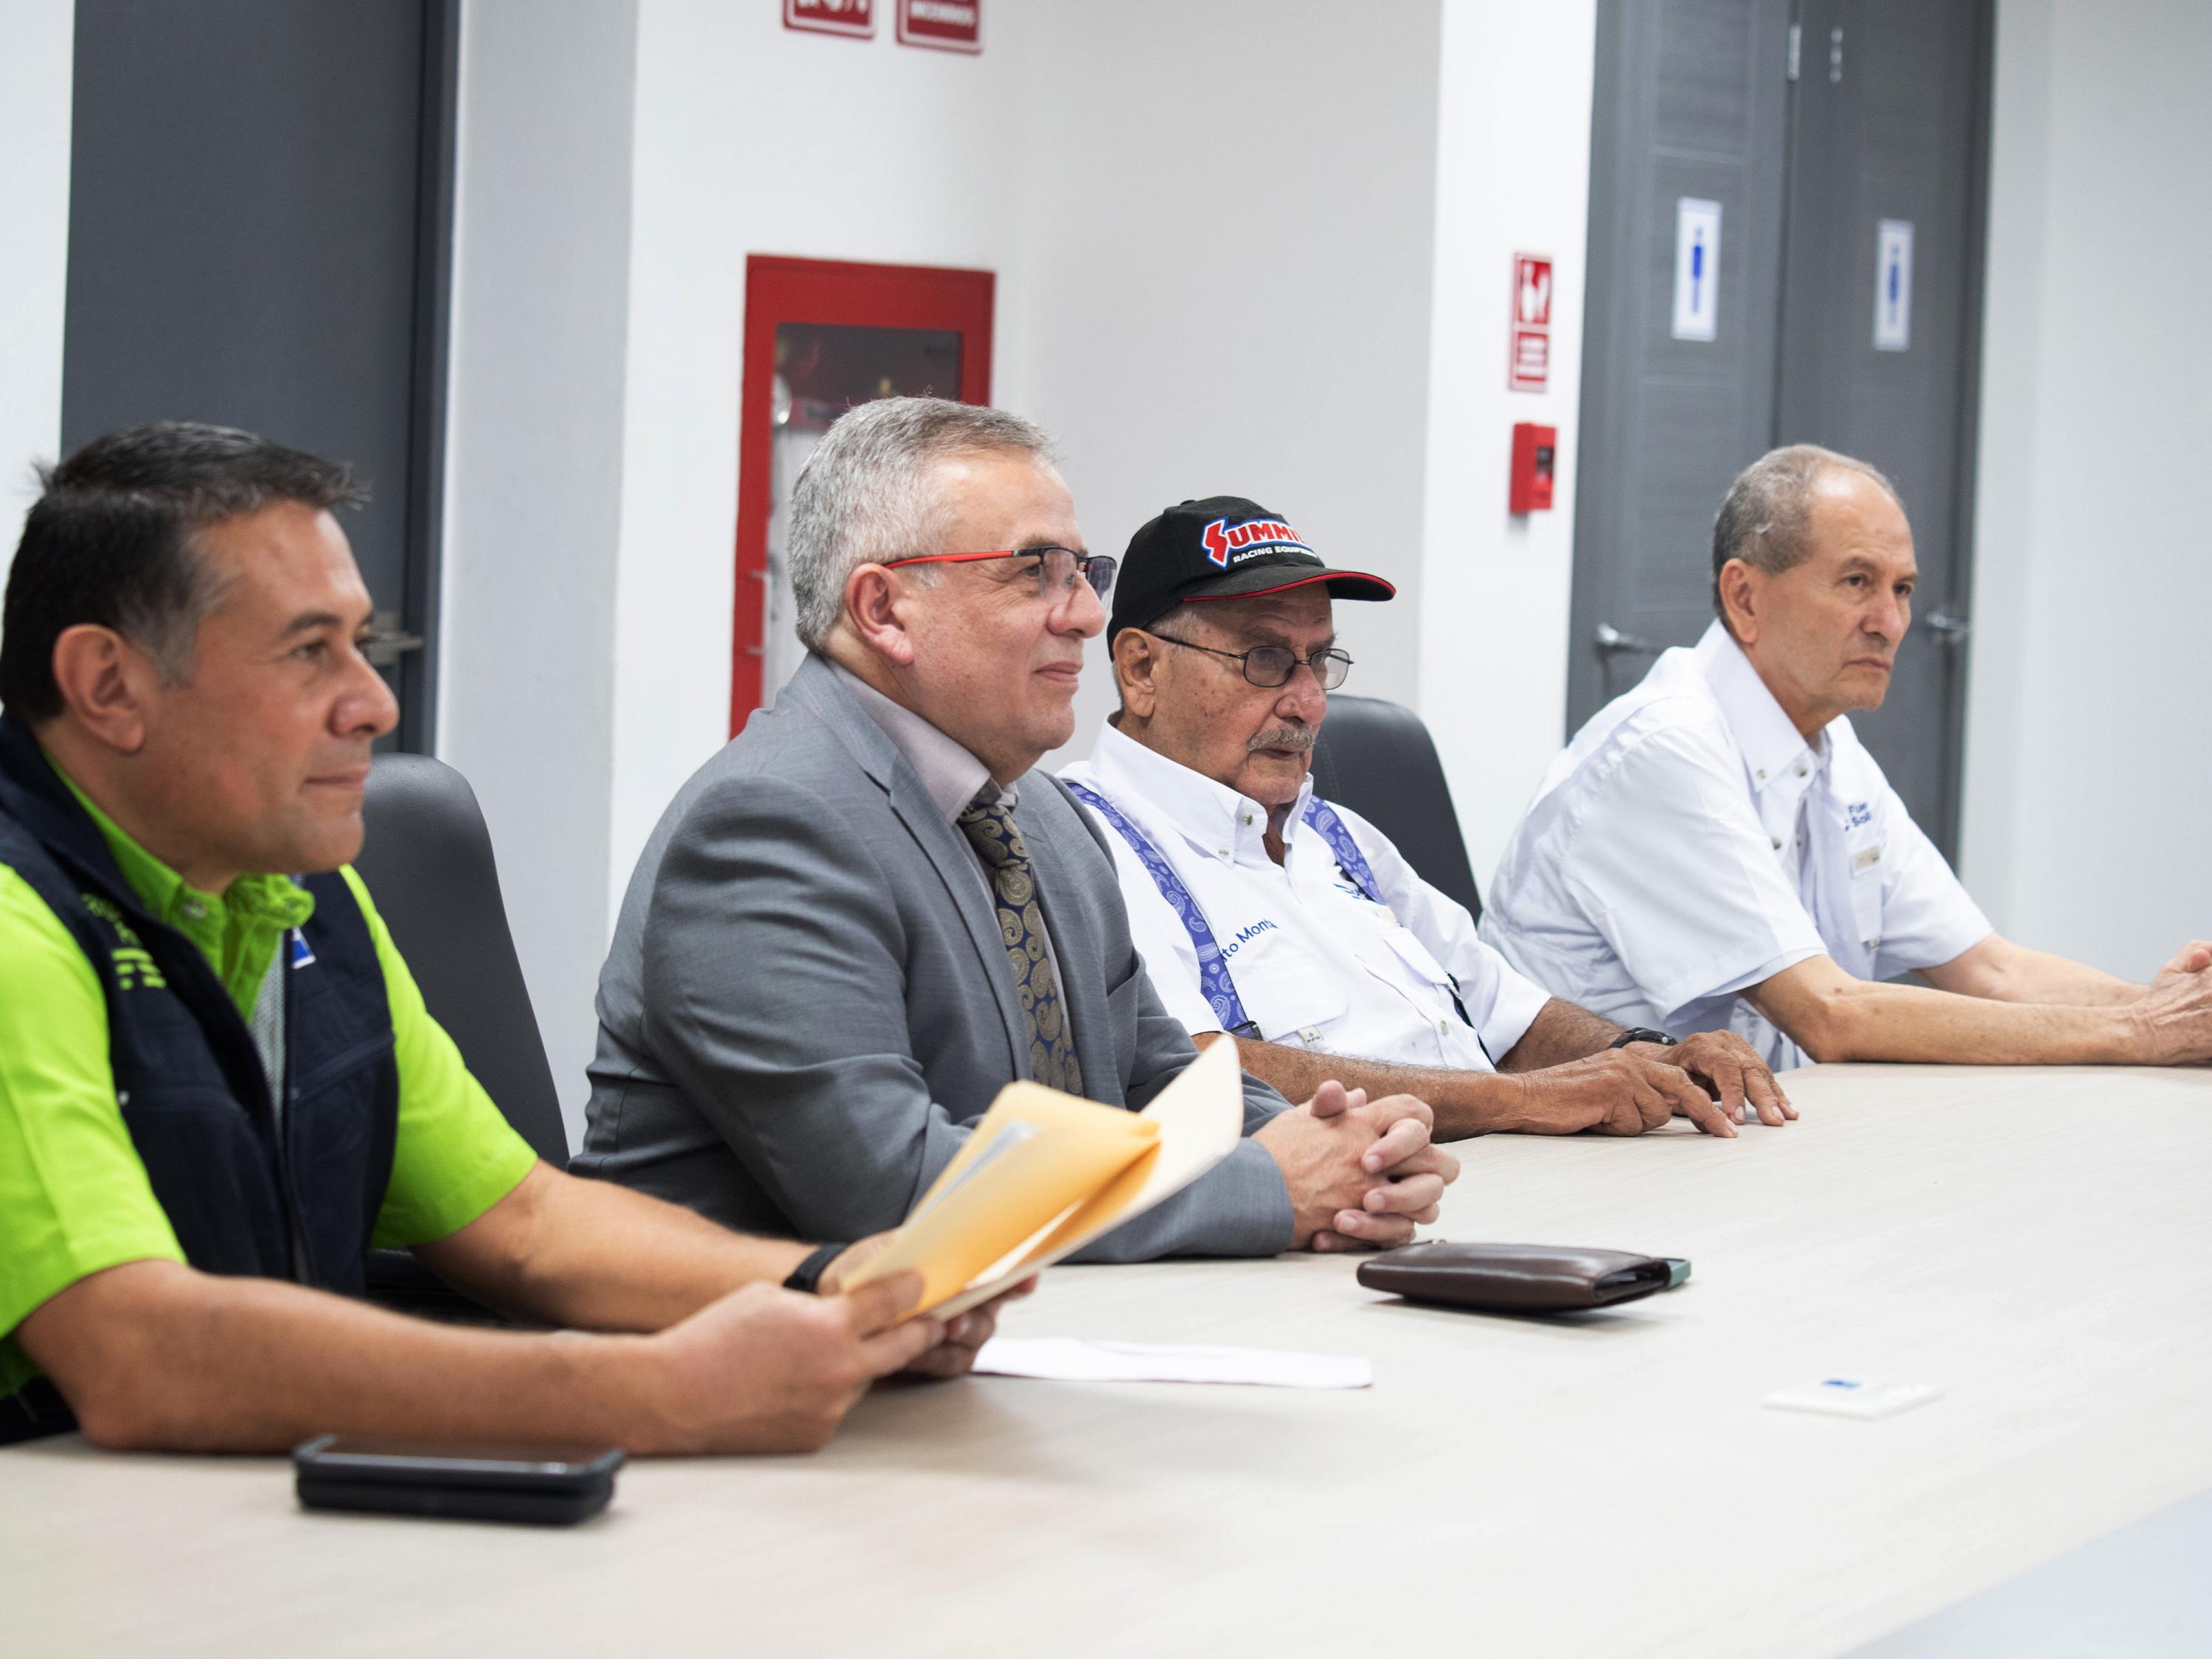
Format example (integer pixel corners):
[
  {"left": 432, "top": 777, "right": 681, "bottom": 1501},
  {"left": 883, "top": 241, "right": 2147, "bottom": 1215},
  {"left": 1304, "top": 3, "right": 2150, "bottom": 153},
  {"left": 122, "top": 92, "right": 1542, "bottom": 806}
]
[{"left": 9, "top": 1063, "right": 2211, "bottom": 1657}]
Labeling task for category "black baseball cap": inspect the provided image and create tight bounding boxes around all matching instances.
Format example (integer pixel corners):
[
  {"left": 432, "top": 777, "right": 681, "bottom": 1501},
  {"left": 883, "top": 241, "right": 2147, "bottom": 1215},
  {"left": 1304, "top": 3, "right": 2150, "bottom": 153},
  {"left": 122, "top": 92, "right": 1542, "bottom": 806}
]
[{"left": 1107, "top": 495, "right": 1395, "bottom": 644}]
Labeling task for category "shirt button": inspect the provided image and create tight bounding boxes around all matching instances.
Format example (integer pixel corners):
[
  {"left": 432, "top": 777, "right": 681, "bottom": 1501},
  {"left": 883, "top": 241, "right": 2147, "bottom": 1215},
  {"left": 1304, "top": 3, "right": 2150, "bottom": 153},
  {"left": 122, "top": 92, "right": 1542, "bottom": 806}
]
[
  {"left": 1771, "top": 838, "right": 1783, "bottom": 850},
  {"left": 1795, "top": 763, "right": 1807, "bottom": 778},
  {"left": 182, "top": 900, "right": 206, "bottom": 919},
  {"left": 1756, "top": 768, "right": 1767, "bottom": 782},
  {"left": 1240, "top": 813, "right": 1254, "bottom": 827},
  {"left": 1217, "top": 847, "right": 1231, "bottom": 859}
]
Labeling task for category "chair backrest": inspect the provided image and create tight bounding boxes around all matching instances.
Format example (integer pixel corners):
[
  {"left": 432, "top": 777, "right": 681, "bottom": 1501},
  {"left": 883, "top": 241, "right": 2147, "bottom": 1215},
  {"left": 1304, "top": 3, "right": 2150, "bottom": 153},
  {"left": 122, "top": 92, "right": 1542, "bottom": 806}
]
[
  {"left": 1307, "top": 692, "right": 1485, "bottom": 925},
  {"left": 354, "top": 754, "right": 569, "bottom": 1167}
]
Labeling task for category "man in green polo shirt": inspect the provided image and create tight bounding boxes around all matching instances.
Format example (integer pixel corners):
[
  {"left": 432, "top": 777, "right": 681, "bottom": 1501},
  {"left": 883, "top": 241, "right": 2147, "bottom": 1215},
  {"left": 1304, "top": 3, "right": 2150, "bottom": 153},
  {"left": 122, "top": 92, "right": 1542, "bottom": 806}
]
[{"left": 0, "top": 422, "right": 1011, "bottom": 1455}]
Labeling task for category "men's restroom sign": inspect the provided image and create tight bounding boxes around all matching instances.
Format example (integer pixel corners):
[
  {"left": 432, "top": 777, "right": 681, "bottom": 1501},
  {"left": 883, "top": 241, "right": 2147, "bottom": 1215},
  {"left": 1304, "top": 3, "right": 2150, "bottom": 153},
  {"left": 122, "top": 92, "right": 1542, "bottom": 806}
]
[
  {"left": 1873, "top": 219, "right": 1913, "bottom": 351},
  {"left": 1508, "top": 253, "right": 1553, "bottom": 392},
  {"left": 1672, "top": 198, "right": 1722, "bottom": 342}
]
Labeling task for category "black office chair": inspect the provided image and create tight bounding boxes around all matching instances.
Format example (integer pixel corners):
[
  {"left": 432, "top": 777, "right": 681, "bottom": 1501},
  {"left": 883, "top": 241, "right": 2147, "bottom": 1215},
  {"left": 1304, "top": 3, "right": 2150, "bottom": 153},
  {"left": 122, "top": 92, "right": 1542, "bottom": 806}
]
[
  {"left": 1308, "top": 693, "right": 1486, "bottom": 925},
  {"left": 353, "top": 754, "right": 569, "bottom": 1316}
]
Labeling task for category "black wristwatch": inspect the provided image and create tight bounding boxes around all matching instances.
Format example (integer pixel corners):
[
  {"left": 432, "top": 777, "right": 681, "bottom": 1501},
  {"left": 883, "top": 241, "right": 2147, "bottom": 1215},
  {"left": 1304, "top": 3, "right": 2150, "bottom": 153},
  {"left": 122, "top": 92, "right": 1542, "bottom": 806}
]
[
  {"left": 782, "top": 1242, "right": 847, "bottom": 1295},
  {"left": 1609, "top": 1027, "right": 1679, "bottom": 1049}
]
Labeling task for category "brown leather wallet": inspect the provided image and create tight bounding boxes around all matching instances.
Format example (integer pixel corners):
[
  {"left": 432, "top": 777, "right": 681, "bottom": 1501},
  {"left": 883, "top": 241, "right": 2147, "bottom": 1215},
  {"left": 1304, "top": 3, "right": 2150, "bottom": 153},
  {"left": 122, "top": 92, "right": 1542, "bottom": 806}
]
[{"left": 1356, "top": 1242, "right": 1677, "bottom": 1312}]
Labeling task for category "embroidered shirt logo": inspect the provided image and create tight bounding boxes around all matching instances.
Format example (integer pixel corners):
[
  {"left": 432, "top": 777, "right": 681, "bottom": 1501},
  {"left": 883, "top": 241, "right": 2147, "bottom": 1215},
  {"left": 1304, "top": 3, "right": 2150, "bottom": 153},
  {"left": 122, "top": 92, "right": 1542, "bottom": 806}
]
[
  {"left": 1199, "top": 517, "right": 1315, "bottom": 570},
  {"left": 82, "top": 894, "right": 169, "bottom": 990},
  {"left": 1220, "top": 918, "right": 1279, "bottom": 960},
  {"left": 1846, "top": 800, "right": 1873, "bottom": 830}
]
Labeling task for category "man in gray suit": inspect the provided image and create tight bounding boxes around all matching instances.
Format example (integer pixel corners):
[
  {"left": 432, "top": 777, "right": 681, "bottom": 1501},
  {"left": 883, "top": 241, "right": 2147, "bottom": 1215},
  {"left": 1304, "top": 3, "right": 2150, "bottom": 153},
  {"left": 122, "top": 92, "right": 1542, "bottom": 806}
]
[{"left": 577, "top": 398, "right": 1457, "bottom": 1259}]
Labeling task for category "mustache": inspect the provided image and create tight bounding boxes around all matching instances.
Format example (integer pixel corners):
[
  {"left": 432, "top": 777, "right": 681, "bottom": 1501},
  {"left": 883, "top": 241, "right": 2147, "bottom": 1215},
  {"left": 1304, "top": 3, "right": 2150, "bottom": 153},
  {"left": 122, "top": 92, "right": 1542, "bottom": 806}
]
[{"left": 1247, "top": 726, "right": 1316, "bottom": 755}]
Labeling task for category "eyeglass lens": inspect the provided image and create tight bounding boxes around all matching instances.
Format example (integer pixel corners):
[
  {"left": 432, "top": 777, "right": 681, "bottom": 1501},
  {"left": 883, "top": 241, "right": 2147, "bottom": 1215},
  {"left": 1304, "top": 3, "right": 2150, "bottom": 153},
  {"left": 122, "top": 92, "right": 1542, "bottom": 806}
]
[
  {"left": 1243, "top": 647, "right": 1352, "bottom": 691},
  {"left": 1030, "top": 548, "right": 1116, "bottom": 602}
]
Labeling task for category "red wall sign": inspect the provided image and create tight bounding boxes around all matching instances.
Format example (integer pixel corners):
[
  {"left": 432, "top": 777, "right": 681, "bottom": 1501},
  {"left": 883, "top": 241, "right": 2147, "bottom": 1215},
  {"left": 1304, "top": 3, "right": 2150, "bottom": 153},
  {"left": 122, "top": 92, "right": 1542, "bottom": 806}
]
[
  {"left": 785, "top": 0, "right": 874, "bottom": 39},
  {"left": 1508, "top": 253, "right": 1553, "bottom": 392},
  {"left": 898, "top": 0, "right": 981, "bottom": 52}
]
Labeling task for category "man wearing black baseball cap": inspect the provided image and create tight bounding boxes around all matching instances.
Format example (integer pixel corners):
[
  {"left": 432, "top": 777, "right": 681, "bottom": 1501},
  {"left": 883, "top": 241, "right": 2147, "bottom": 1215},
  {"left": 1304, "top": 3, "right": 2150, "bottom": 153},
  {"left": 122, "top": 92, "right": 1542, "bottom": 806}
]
[{"left": 1061, "top": 495, "right": 1792, "bottom": 1140}]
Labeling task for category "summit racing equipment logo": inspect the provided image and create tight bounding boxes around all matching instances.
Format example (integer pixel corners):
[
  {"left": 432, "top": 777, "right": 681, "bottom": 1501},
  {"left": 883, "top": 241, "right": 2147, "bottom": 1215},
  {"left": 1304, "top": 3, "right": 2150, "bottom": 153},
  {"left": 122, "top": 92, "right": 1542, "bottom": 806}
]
[{"left": 1200, "top": 517, "right": 1315, "bottom": 569}]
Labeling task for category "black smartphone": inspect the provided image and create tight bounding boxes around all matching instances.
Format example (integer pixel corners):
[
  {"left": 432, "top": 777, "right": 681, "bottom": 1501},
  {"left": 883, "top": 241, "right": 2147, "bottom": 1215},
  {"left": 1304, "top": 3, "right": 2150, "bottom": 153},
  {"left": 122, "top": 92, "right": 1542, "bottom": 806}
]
[{"left": 293, "top": 1435, "right": 625, "bottom": 1526}]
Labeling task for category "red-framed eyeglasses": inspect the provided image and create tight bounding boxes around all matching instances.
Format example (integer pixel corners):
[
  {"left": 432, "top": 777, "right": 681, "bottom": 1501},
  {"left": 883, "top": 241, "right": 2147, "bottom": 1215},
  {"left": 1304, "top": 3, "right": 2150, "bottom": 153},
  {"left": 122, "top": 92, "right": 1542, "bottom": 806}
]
[{"left": 880, "top": 546, "right": 1118, "bottom": 602}]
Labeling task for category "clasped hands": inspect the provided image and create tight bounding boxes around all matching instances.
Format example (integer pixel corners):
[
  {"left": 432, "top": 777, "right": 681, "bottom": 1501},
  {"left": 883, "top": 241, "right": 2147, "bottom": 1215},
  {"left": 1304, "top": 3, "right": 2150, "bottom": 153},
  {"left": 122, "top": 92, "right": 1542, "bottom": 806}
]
[{"left": 1254, "top": 1080, "right": 1461, "bottom": 1252}]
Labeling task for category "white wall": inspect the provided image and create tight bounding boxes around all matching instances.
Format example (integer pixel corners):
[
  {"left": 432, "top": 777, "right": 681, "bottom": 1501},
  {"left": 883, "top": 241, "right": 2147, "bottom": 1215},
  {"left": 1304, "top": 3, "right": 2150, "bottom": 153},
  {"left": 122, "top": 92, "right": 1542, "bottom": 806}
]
[
  {"left": 1418, "top": 0, "right": 1598, "bottom": 885},
  {"left": 1015, "top": 0, "right": 1446, "bottom": 763},
  {"left": 0, "top": 0, "right": 74, "bottom": 563},
  {"left": 1960, "top": 0, "right": 2212, "bottom": 973},
  {"left": 440, "top": 0, "right": 641, "bottom": 1134},
  {"left": 608, "top": 0, "right": 1031, "bottom": 929}
]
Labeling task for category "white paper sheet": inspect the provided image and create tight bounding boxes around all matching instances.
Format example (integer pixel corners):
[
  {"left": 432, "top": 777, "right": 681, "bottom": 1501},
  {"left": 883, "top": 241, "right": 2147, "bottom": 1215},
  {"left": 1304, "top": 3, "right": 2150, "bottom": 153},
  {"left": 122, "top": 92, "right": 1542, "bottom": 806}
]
[{"left": 972, "top": 1337, "right": 1371, "bottom": 1390}]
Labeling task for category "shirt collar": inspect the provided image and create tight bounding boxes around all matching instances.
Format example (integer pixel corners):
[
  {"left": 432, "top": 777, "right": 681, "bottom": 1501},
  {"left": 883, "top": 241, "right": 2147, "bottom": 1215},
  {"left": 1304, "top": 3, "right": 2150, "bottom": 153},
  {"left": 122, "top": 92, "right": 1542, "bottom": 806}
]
[
  {"left": 1693, "top": 621, "right": 1832, "bottom": 790},
  {"left": 44, "top": 752, "right": 313, "bottom": 950},
  {"left": 1088, "top": 718, "right": 1311, "bottom": 862},
  {"left": 830, "top": 661, "right": 1004, "bottom": 822}
]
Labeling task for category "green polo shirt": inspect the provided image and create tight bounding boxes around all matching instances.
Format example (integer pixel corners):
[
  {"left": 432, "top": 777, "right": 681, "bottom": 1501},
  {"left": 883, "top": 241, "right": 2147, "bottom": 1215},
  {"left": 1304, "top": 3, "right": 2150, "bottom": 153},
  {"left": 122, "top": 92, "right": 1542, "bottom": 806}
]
[{"left": 0, "top": 760, "right": 540, "bottom": 1405}]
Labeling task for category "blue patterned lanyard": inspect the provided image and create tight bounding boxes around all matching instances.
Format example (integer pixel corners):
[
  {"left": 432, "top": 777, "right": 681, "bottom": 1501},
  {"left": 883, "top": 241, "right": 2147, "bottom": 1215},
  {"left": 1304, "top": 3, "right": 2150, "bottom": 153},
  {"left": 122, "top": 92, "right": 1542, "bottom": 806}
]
[
  {"left": 1301, "top": 797, "right": 1385, "bottom": 904},
  {"left": 1064, "top": 780, "right": 1256, "bottom": 1035},
  {"left": 1065, "top": 781, "right": 1386, "bottom": 1038}
]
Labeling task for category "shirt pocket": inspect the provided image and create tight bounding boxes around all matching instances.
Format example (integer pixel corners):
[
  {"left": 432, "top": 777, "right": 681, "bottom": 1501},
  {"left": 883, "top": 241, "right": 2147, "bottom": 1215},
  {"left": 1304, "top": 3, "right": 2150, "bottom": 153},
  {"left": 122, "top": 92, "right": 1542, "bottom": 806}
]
[{"left": 1223, "top": 923, "right": 1348, "bottom": 1046}]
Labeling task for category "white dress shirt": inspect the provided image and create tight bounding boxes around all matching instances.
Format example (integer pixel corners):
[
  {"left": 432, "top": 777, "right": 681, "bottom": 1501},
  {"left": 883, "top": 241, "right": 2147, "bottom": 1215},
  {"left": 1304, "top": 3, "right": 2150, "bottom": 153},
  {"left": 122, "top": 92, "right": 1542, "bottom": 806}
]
[
  {"left": 1061, "top": 720, "right": 1550, "bottom": 1070},
  {"left": 1480, "top": 621, "right": 1992, "bottom": 1071}
]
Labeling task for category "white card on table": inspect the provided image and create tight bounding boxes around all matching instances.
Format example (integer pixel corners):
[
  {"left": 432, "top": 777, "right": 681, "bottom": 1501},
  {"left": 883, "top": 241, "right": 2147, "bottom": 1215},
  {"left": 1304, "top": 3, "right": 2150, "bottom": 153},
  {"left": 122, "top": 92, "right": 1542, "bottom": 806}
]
[{"left": 1763, "top": 1377, "right": 1941, "bottom": 1419}]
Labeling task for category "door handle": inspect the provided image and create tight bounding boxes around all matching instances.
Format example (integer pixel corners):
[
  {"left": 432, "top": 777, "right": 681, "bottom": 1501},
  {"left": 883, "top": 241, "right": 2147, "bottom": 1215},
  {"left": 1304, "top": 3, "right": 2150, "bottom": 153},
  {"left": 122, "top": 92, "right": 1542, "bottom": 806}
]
[
  {"left": 364, "top": 609, "right": 425, "bottom": 668},
  {"left": 1924, "top": 610, "right": 1971, "bottom": 645},
  {"left": 1594, "top": 622, "right": 1658, "bottom": 656}
]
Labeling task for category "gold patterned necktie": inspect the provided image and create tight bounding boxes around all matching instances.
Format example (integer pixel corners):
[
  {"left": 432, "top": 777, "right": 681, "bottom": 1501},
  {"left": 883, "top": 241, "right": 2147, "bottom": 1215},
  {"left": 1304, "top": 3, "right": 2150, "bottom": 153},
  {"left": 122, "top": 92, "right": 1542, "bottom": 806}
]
[{"left": 957, "top": 792, "right": 1084, "bottom": 1094}]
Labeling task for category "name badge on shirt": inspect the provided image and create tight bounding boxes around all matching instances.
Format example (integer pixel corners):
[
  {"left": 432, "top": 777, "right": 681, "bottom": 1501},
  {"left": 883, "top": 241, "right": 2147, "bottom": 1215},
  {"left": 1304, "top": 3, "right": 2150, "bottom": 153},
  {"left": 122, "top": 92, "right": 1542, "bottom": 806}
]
[{"left": 1852, "top": 845, "right": 1882, "bottom": 873}]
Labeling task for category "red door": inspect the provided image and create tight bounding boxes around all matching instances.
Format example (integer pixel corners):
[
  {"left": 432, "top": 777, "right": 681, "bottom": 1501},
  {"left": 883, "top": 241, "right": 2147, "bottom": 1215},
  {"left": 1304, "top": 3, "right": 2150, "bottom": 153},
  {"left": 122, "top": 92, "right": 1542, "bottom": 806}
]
[{"left": 731, "top": 255, "right": 995, "bottom": 731}]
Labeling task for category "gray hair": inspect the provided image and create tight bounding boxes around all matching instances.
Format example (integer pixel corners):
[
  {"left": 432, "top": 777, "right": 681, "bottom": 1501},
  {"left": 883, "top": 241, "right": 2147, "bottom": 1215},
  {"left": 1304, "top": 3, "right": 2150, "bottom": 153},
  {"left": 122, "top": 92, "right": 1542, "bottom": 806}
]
[
  {"left": 786, "top": 397, "right": 1057, "bottom": 650},
  {"left": 1711, "top": 444, "right": 1902, "bottom": 624}
]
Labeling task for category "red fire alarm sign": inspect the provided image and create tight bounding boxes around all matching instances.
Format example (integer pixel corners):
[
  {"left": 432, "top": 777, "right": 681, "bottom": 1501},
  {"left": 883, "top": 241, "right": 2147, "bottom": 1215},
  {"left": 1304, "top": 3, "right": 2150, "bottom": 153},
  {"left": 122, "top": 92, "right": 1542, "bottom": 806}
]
[
  {"left": 785, "top": 0, "right": 874, "bottom": 38},
  {"left": 1509, "top": 254, "right": 1552, "bottom": 392}
]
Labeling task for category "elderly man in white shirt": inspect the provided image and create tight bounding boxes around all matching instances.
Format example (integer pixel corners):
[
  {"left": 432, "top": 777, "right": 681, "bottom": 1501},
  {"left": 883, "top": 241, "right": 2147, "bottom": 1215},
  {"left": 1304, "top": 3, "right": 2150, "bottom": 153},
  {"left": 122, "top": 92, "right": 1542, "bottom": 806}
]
[
  {"left": 1063, "top": 495, "right": 1789, "bottom": 1139},
  {"left": 1481, "top": 444, "right": 2212, "bottom": 1072}
]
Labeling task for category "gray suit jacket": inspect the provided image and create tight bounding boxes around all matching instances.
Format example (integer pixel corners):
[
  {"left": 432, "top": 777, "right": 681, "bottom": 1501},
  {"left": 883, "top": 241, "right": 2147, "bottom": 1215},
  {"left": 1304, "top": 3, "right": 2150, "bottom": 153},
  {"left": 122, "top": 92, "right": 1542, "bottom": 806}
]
[{"left": 574, "top": 654, "right": 1295, "bottom": 1259}]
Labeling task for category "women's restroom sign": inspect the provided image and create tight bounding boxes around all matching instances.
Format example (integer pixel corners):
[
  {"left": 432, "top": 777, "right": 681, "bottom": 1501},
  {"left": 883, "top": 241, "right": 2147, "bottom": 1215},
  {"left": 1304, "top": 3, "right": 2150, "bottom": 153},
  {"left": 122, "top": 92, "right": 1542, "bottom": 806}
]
[
  {"left": 1874, "top": 220, "right": 1913, "bottom": 351},
  {"left": 1672, "top": 198, "right": 1721, "bottom": 341},
  {"left": 1509, "top": 254, "right": 1553, "bottom": 392}
]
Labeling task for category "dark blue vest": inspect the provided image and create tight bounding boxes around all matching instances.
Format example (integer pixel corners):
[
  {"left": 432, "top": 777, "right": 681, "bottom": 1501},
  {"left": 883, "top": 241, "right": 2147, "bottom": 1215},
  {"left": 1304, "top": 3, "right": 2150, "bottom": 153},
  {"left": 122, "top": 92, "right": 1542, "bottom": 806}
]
[{"left": 0, "top": 715, "right": 398, "bottom": 1440}]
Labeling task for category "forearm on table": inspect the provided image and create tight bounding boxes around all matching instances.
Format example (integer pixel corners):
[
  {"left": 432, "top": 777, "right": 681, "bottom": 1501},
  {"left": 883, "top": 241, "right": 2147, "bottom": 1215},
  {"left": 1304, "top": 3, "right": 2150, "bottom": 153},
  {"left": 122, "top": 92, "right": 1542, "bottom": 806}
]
[
  {"left": 1200, "top": 1032, "right": 1526, "bottom": 1139},
  {"left": 1749, "top": 964, "right": 2137, "bottom": 1064},
  {"left": 416, "top": 1162, "right": 813, "bottom": 1333},
  {"left": 1919, "top": 935, "right": 2141, "bottom": 1007},
  {"left": 1494, "top": 998, "right": 1626, "bottom": 1071},
  {"left": 18, "top": 1259, "right": 664, "bottom": 1454}
]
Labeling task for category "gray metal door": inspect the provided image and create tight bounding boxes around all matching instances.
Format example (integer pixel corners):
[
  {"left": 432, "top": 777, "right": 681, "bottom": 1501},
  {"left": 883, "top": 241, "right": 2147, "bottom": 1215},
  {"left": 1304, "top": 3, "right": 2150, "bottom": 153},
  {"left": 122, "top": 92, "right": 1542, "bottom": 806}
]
[
  {"left": 1773, "top": 0, "right": 1992, "bottom": 849},
  {"left": 60, "top": 0, "right": 456, "bottom": 752},
  {"left": 1568, "top": 0, "right": 1992, "bottom": 854},
  {"left": 1570, "top": 0, "right": 1795, "bottom": 725}
]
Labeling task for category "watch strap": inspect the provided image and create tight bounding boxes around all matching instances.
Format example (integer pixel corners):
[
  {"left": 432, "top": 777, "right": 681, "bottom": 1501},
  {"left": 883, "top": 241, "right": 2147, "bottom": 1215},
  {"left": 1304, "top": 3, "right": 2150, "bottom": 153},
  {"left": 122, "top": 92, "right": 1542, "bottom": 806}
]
[
  {"left": 1609, "top": 1026, "right": 1679, "bottom": 1049},
  {"left": 782, "top": 1242, "right": 846, "bottom": 1295}
]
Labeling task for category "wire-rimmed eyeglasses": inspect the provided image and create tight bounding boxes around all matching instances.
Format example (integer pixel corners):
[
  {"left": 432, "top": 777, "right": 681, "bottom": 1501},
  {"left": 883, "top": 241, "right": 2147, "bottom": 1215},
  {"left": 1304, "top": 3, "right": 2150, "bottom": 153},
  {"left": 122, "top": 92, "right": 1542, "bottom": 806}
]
[
  {"left": 881, "top": 546, "right": 1117, "bottom": 602},
  {"left": 1147, "top": 630, "right": 1354, "bottom": 691}
]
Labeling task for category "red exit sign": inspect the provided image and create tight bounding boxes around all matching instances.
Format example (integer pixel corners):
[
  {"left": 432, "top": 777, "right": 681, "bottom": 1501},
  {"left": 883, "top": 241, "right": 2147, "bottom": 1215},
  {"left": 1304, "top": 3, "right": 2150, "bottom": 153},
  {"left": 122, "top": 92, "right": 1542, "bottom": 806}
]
[
  {"left": 785, "top": 0, "right": 874, "bottom": 38},
  {"left": 899, "top": 0, "right": 981, "bottom": 52}
]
